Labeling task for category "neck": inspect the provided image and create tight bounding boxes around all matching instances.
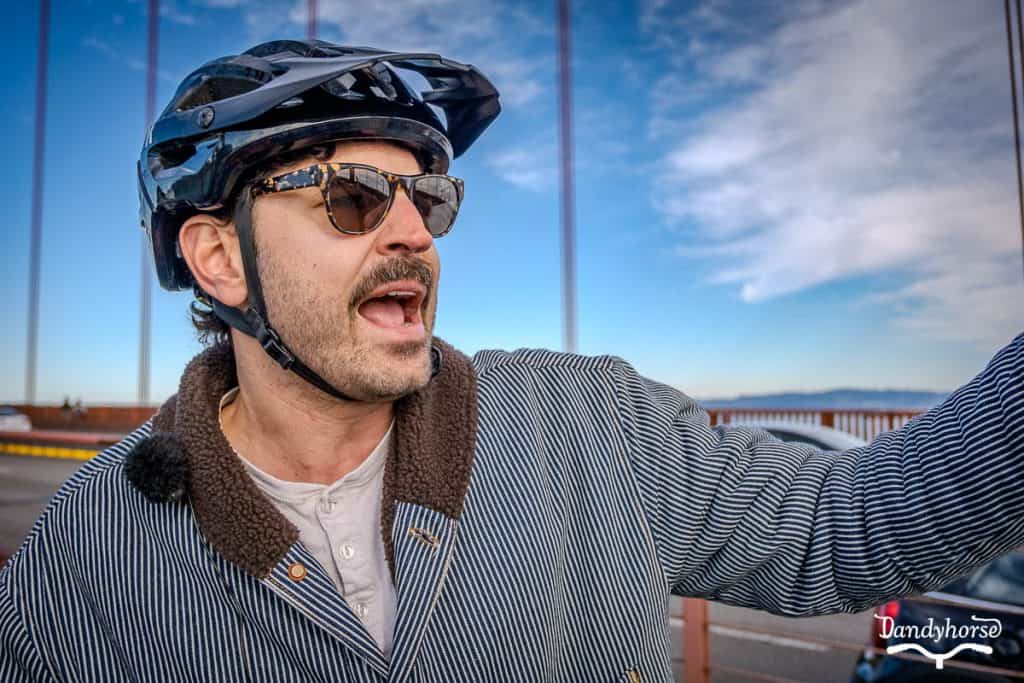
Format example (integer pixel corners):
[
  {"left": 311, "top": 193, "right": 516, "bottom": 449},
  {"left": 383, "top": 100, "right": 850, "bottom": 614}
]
[{"left": 220, "top": 335, "right": 393, "bottom": 485}]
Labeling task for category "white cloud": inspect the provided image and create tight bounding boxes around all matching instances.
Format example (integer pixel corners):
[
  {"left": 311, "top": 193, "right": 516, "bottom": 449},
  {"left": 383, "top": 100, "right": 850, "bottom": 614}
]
[
  {"left": 81, "top": 37, "right": 176, "bottom": 83},
  {"left": 485, "top": 146, "right": 557, "bottom": 192},
  {"left": 160, "top": 1, "right": 198, "bottom": 25},
  {"left": 645, "top": 0, "right": 1024, "bottom": 348},
  {"left": 82, "top": 36, "right": 116, "bottom": 56}
]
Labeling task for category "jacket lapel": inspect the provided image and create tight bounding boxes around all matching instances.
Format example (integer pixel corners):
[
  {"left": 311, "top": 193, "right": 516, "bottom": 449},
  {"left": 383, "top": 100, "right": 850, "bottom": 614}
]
[
  {"left": 123, "top": 336, "right": 480, "bottom": 675},
  {"left": 387, "top": 503, "right": 459, "bottom": 682}
]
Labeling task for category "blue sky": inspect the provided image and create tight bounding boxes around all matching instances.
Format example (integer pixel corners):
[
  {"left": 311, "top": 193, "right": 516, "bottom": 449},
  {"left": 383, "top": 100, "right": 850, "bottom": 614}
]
[{"left": 3, "top": 0, "right": 1023, "bottom": 405}]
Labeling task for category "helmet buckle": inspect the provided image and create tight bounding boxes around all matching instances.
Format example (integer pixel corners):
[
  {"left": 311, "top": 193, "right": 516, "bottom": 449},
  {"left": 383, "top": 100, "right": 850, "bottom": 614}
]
[{"left": 251, "top": 309, "right": 295, "bottom": 370}]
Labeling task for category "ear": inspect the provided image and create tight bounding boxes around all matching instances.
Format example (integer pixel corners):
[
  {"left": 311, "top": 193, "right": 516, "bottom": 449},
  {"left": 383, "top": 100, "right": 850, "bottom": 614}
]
[{"left": 178, "top": 213, "right": 248, "bottom": 307}]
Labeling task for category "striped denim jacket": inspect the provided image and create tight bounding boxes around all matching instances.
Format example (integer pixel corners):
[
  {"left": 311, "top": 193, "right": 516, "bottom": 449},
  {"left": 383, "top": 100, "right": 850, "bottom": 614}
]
[{"left": 1, "top": 334, "right": 1022, "bottom": 682}]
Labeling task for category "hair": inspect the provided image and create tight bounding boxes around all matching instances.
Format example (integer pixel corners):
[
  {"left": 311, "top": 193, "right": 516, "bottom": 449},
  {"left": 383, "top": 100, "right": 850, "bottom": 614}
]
[{"left": 188, "top": 142, "right": 338, "bottom": 347}]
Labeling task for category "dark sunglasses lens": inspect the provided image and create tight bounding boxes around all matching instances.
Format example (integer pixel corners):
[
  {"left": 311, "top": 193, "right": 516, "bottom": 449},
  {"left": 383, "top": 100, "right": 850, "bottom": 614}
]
[
  {"left": 327, "top": 168, "right": 390, "bottom": 232},
  {"left": 412, "top": 176, "right": 461, "bottom": 236}
]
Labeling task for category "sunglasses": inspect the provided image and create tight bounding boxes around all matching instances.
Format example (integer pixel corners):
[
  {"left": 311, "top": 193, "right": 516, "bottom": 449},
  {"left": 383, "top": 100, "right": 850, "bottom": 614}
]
[{"left": 251, "top": 162, "right": 464, "bottom": 238}]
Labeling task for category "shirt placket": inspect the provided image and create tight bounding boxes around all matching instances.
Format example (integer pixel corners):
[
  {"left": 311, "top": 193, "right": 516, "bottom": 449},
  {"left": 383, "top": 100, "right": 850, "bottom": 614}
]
[{"left": 317, "top": 486, "right": 382, "bottom": 642}]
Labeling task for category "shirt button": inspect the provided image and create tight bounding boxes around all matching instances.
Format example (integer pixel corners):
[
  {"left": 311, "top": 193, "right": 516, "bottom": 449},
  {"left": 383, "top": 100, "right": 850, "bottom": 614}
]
[
  {"left": 355, "top": 603, "right": 368, "bottom": 618},
  {"left": 339, "top": 543, "right": 355, "bottom": 560}
]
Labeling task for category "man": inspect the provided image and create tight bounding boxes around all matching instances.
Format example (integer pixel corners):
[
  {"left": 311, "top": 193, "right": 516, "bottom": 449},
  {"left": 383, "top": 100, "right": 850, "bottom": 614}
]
[{"left": 1, "top": 39, "right": 1021, "bottom": 682}]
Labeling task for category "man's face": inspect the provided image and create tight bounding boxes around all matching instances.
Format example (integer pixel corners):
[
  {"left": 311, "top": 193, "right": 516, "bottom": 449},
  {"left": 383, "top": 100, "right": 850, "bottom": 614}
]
[{"left": 251, "top": 140, "right": 442, "bottom": 402}]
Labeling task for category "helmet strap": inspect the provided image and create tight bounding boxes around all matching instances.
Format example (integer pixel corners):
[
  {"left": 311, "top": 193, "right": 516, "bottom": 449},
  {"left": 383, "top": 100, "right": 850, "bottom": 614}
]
[{"left": 210, "top": 186, "right": 441, "bottom": 402}]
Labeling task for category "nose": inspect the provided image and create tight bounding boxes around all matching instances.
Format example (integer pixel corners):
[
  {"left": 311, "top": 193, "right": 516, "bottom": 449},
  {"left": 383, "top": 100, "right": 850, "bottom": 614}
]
[{"left": 375, "top": 188, "right": 434, "bottom": 255}]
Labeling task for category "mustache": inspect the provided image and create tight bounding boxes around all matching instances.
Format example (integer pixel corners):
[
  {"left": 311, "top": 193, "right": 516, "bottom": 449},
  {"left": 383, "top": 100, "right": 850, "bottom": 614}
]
[{"left": 349, "top": 257, "right": 435, "bottom": 308}]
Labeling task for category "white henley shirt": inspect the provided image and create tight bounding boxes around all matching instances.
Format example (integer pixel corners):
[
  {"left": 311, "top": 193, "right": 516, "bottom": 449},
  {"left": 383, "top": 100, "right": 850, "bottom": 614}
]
[{"left": 218, "top": 387, "right": 398, "bottom": 658}]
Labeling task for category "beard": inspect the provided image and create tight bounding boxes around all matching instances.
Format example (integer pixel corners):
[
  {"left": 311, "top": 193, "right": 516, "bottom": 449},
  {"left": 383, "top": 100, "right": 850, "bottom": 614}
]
[{"left": 257, "top": 245, "right": 438, "bottom": 402}]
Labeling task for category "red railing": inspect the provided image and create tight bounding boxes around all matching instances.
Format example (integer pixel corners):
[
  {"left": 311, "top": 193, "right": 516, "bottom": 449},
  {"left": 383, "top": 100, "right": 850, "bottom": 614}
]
[
  {"left": 9, "top": 404, "right": 157, "bottom": 434},
  {"left": 707, "top": 407, "right": 924, "bottom": 442},
  {"left": 0, "top": 429, "right": 124, "bottom": 447}
]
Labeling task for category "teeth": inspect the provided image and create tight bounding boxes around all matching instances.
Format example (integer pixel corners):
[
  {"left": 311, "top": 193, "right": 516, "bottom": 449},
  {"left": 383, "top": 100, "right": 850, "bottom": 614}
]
[{"left": 386, "top": 291, "right": 415, "bottom": 298}]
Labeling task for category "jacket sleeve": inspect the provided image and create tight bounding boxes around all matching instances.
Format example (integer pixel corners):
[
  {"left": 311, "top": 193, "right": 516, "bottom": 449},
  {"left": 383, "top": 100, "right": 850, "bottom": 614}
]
[
  {"left": 612, "top": 331, "right": 1024, "bottom": 617},
  {"left": 0, "top": 560, "right": 54, "bottom": 682}
]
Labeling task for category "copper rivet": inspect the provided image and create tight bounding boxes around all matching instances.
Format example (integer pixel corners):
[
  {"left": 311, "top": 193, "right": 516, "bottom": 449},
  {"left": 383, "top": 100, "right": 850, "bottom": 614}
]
[{"left": 287, "top": 562, "right": 307, "bottom": 582}]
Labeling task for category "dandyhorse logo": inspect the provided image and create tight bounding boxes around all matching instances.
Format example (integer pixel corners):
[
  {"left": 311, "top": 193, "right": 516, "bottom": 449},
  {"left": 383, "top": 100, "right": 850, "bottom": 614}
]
[{"left": 873, "top": 613, "right": 1003, "bottom": 670}]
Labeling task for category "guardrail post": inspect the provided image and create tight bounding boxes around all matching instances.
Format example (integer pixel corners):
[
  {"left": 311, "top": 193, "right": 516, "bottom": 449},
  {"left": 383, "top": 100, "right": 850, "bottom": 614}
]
[{"left": 682, "top": 598, "right": 710, "bottom": 683}]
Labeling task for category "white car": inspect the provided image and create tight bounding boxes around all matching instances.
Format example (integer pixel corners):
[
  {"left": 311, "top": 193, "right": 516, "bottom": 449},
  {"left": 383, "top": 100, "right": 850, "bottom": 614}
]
[
  {"left": 727, "top": 418, "right": 868, "bottom": 451},
  {"left": 0, "top": 406, "right": 32, "bottom": 432}
]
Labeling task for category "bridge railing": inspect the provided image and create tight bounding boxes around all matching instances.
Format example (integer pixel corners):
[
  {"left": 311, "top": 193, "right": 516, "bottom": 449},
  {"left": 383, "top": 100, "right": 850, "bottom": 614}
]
[
  {"left": 9, "top": 404, "right": 157, "bottom": 434},
  {"left": 8, "top": 404, "right": 928, "bottom": 443},
  {"left": 706, "top": 407, "right": 924, "bottom": 442}
]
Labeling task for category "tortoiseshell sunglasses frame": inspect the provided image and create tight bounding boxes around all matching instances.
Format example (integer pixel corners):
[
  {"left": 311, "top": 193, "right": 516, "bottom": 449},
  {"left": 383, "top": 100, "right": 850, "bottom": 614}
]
[{"left": 251, "top": 162, "right": 465, "bottom": 237}]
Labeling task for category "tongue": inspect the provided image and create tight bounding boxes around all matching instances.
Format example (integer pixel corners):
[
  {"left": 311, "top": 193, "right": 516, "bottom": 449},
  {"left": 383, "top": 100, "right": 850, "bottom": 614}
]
[{"left": 358, "top": 297, "right": 406, "bottom": 328}]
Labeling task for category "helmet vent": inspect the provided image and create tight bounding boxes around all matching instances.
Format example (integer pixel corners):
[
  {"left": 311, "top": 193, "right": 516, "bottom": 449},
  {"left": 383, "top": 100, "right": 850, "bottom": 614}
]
[
  {"left": 320, "top": 71, "right": 362, "bottom": 101},
  {"left": 148, "top": 143, "right": 196, "bottom": 175},
  {"left": 168, "top": 54, "right": 276, "bottom": 113},
  {"left": 176, "top": 76, "right": 262, "bottom": 112},
  {"left": 244, "top": 39, "right": 359, "bottom": 60}
]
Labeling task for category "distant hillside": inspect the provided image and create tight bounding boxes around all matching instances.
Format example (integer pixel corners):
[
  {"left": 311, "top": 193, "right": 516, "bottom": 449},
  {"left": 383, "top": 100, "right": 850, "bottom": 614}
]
[{"left": 698, "top": 388, "right": 949, "bottom": 410}]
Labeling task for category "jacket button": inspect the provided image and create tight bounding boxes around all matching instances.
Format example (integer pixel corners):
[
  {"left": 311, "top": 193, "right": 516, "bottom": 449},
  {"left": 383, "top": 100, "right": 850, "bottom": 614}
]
[{"left": 287, "top": 562, "right": 307, "bottom": 582}]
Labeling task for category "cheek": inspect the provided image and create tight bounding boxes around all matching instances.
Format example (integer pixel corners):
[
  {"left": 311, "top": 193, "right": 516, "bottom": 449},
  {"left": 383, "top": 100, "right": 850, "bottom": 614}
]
[{"left": 256, "top": 212, "right": 373, "bottom": 309}]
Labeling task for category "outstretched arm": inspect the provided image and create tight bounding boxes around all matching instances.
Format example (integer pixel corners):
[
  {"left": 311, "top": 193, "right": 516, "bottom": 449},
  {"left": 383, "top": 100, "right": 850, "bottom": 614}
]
[{"left": 613, "top": 332, "right": 1024, "bottom": 616}]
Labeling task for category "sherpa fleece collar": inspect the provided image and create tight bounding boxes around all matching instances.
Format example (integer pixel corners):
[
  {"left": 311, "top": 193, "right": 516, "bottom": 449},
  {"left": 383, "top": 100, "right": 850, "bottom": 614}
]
[{"left": 123, "top": 338, "right": 478, "bottom": 580}]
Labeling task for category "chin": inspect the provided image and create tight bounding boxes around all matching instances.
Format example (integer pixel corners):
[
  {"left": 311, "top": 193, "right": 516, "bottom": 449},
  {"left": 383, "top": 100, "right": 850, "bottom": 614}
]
[
  {"left": 380, "top": 335, "right": 432, "bottom": 356},
  {"left": 351, "top": 340, "right": 434, "bottom": 400}
]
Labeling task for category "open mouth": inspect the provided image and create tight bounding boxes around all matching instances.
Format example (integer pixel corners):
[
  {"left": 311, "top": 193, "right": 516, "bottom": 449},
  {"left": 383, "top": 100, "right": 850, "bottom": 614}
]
[{"left": 355, "top": 281, "right": 427, "bottom": 335}]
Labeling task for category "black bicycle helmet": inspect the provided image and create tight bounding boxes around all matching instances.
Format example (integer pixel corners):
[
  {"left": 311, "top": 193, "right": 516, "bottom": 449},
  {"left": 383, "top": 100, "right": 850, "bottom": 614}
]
[{"left": 137, "top": 39, "right": 500, "bottom": 401}]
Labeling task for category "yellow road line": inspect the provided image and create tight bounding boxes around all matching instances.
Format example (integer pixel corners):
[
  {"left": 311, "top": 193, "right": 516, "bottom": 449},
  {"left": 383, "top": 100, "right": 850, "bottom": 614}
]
[{"left": 0, "top": 442, "right": 97, "bottom": 461}]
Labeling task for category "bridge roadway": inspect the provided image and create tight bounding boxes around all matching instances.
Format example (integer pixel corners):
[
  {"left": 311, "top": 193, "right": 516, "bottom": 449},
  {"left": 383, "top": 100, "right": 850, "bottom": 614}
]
[{"left": 0, "top": 451, "right": 875, "bottom": 683}]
